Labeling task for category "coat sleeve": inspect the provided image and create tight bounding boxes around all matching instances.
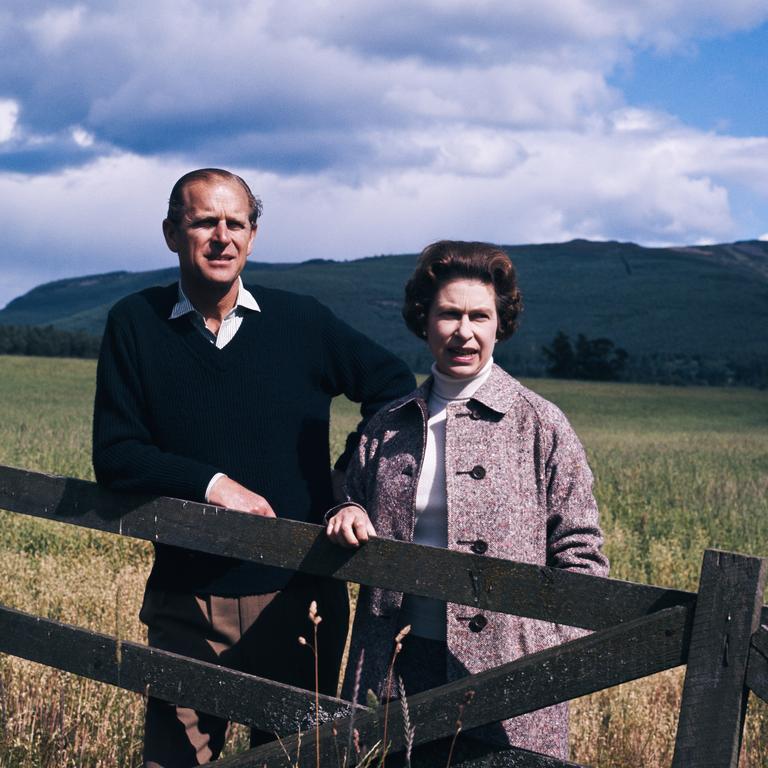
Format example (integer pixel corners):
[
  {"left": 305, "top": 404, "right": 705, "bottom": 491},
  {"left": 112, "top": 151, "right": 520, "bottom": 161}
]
[
  {"left": 317, "top": 302, "right": 415, "bottom": 471},
  {"left": 544, "top": 416, "right": 609, "bottom": 577},
  {"left": 92, "top": 309, "right": 220, "bottom": 501}
]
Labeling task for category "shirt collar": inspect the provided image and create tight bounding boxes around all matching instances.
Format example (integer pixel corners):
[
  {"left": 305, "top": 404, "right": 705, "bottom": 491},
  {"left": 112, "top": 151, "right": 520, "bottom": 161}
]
[{"left": 169, "top": 278, "right": 260, "bottom": 320}]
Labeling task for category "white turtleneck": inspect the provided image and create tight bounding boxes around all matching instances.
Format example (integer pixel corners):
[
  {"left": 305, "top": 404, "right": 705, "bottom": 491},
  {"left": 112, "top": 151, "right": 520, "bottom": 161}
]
[{"left": 399, "top": 358, "right": 494, "bottom": 639}]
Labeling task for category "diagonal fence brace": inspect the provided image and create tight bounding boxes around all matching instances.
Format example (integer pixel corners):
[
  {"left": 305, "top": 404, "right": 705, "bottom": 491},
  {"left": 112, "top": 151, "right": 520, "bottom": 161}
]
[{"left": 216, "top": 604, "right": 692, "bottom": 767}]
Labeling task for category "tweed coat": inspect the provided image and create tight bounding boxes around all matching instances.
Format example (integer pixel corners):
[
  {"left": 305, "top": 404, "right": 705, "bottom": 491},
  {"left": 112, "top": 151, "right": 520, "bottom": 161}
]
[{"left": 340, "top": 364, "right": 608, "bottom": 759}]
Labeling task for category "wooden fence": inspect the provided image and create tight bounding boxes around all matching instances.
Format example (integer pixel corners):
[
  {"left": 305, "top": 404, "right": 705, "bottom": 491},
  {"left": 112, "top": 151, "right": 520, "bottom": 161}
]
[{"left": 0, "top": 463, "right": 766, "bottom": 767}]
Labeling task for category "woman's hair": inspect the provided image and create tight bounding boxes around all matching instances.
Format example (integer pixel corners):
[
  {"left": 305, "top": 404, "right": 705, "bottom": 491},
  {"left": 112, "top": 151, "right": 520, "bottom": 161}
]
[{"left": 402, "top": 240, "right": 523, "bottom": 340}]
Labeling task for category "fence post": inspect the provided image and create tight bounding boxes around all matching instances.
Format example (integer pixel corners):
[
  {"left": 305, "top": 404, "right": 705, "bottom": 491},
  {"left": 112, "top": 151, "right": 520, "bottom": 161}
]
[{"left": 671, "top": 549, "right": 767, "bottom": 768}]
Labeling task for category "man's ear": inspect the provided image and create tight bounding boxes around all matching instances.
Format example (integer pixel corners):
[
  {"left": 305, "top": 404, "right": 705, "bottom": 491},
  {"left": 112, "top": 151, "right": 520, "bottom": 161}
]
[
  {"left": 162, "top": 218, "right": 179, "bottom": 253},
  {"left": 246, "top": 223, "right": 258, "bottom": 255}
]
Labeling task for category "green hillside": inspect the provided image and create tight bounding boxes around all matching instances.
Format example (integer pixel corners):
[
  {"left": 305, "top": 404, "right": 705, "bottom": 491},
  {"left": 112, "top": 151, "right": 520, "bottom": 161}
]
[{"left": 1, "top": 239, "right": 766, "bottom": 379}]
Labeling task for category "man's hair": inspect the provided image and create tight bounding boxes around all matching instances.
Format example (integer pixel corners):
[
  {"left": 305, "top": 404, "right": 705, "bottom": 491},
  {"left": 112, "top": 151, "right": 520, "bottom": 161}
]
[
  {"left": 402, "top": 240, "right": 523, "bottom": 341},
  {"left": 166, "top": 168, "right": 263, "bottom": 226}
]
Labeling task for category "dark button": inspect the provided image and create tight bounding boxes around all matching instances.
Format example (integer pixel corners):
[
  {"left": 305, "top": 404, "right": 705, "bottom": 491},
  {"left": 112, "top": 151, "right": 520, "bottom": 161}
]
[
  {"left": 471, "top": 539, "right": 488, "bottom": 555},
  {"left": 468, "top": 614, "right": 488, "bottom": 632},
  {"left": 469, "top": 465, "right": 486, "bottom": 480},
  {"left": 469, "top": 410, "right": 482, "bottom": 420}
]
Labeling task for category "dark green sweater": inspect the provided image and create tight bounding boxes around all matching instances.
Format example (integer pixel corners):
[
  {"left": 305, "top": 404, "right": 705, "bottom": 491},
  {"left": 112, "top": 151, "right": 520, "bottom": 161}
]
[{"left": 93, "top": 282, "right": 414, "bottom": 594}]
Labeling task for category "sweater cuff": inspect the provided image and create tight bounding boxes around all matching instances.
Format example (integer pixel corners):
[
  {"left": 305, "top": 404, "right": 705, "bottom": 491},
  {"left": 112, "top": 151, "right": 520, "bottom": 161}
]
[
  {"left": 323, "top": 501, "right": 367, "bottom": 524},
  {"left": 205, "top": 473, "right": 227, "bottom": 503}
]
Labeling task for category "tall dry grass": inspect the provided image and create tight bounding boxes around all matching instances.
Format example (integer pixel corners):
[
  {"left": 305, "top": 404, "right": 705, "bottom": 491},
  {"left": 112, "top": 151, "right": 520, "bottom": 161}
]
[{"left": 0, "top": 357, "right": 766, "bottom": 765}]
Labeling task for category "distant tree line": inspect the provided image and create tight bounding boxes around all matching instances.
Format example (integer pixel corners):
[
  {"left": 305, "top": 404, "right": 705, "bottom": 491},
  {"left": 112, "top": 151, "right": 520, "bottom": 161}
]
[
  {"left": 1, "top": 321, "right": 764, "bottom": 388},
  {"left": 542, "top": 331, "right": 628, "bottom": 381},
  {"left": 624, "top": 353, "right": 767, "bottom": 389},
  {"left": 0, "top": 324, "right": 100, "bottom": 359},
  {"left": 538, "top": 331, "right": 766, "bottom": 388}
]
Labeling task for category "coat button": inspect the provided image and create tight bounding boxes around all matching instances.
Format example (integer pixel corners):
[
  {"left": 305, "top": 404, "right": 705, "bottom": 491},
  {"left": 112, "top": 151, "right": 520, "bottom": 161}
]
[
  {"left": 471, "top": 539, "right": 488, "bottom": 555},
  {"left": 468, "top": 614, "right": 488, "bottom": 632},
  {"left": 469, "top": 410, "right": 482, "bottom": 420},
  {"left": 469, "top": 465, "right": 486, "bottom": 480}
]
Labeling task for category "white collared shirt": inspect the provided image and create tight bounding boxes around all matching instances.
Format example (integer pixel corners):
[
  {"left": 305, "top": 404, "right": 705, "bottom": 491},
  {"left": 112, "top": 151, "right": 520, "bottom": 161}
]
[{"left": 169, "top": 278, "right": 260, "bottom": 349}]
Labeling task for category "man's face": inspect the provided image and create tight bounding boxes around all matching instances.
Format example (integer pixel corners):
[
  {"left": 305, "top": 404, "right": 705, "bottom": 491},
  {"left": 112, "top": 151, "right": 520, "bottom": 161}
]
[{"left": 162, "top": 178, "right": 256, "bottom": 293}]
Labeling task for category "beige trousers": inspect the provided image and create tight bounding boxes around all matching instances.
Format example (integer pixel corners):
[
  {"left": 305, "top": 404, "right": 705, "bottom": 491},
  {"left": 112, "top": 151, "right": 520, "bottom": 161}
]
[{"left": 140, "top": 575, "right": 348, "bottom": 767}]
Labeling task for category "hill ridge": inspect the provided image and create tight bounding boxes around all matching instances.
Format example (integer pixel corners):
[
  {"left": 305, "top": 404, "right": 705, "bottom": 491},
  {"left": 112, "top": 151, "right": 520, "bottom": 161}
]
[{"left": 2, "top": 238, "right": 766, "bottom": 381}]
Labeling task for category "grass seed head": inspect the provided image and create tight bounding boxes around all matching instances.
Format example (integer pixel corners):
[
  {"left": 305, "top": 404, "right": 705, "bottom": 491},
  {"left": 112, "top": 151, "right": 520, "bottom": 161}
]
[{"left": 308, "top": 600, "right": 322, "bottom": 626}]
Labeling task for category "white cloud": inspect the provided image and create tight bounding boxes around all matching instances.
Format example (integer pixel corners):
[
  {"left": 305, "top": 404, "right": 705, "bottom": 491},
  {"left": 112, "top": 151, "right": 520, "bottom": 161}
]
[
  {"left": 6, "top": 0, "right": 765, "bottom": 172},
  {"left": 267, "top": 0, "right": 768, "bottom": 60},
  {"left": 71, "top": 126, "right": 94, "bottom": 147},
  {"left": 0, "top": 154, "right": 182, "bottom": 286},
  {"left": 4, "top": 106, "right": 762, "bottom": 308},
  {"left": 232, "top": 116, "right": 768, "bottom": 256},
  {"left": 1, "top": 0, "right": 765, "bottom": 183},
  {"left": 0, "top": 100, "right": 19, "bottom": 143},
  {"left": 25, "top": 4, "right": 85, "bottom": 52},
  {"left": 0, "top": 1, "right": 767, "bottom": 307}
]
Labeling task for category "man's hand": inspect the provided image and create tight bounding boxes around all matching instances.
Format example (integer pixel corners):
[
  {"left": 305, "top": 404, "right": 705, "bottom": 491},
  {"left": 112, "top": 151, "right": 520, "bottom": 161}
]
[
  {"left": 208, "top": 476, "right": 276, "bottom": 517},
  {"left": 326, "top": 505, "right": 376, "bottom": 548}
]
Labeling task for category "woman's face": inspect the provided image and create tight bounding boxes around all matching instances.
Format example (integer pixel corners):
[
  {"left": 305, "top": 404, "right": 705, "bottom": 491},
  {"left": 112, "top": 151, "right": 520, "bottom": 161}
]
[{"left": 426, "top": 278, "right": 498, "bottom": 379}]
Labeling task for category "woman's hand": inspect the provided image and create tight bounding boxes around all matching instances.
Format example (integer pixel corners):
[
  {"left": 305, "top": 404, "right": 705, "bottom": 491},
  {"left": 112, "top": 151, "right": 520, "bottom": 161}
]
[{"left": 326, "top": 505, "right": 377, "bottom": 548}]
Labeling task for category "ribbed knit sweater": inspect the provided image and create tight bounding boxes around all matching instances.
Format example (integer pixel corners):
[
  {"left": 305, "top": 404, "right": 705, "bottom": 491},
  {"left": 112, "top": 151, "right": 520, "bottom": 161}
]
[{"left": 93, "top": 282, "right": 415, "bottom": 594}]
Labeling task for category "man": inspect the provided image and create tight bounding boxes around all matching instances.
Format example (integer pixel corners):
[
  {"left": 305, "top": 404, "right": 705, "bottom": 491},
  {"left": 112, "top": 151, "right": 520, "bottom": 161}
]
[{"left": 92, "top": 168, "right": 415, "bottom": 767}]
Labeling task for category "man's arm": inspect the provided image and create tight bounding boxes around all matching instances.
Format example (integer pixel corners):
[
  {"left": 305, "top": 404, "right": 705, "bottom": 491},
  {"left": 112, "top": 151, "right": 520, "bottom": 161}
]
[
  {"left": 318, "top": 302, "right": 415, "bottom": 471},
  {"left": 92, "top": 308, "right": 273, "bottom": 517},
  {"left": 93, "top": 309, "right": 220, "bottom": 500}
]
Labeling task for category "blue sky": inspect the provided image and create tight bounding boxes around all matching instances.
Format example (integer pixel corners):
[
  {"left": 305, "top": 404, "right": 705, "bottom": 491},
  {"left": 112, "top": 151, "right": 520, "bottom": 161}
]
[
  {"left": 1, "top": 1, "right": 768, "bottom": 308},
  {"left": 613, "top": 24, "right": 768, "bottom": 137}
]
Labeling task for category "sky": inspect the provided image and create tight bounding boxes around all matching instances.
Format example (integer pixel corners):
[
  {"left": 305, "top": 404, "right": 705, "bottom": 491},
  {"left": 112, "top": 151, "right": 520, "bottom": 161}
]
[{"left": 1, "top": 1, "right": 768, "bottom": 308}]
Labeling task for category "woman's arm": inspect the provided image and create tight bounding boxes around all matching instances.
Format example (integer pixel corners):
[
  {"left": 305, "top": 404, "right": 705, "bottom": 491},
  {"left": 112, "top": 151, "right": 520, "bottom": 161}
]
[
  {"left": 545, "top": 420, "right": 609, "bottom": 576},
  {"left": 325, "top": 415, "right": 379, "bottom": 548}
]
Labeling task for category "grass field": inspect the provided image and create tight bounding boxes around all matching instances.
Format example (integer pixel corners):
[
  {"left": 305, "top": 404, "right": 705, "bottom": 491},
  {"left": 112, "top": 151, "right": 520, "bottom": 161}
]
[{"left": 0, "top": 355, "right": 766, "bottom": 766}]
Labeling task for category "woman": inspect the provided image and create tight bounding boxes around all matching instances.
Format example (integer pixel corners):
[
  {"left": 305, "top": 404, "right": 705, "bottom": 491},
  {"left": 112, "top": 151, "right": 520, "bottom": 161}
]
[{"left": 326, "top": 240, "right": 608, "bottom": 760}]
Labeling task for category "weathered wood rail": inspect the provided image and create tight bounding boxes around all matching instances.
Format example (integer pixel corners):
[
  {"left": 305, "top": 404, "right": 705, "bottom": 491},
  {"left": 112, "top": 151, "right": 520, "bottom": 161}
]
[{"left": 0, "top": 464, "right": 766, "bottom": 767}]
